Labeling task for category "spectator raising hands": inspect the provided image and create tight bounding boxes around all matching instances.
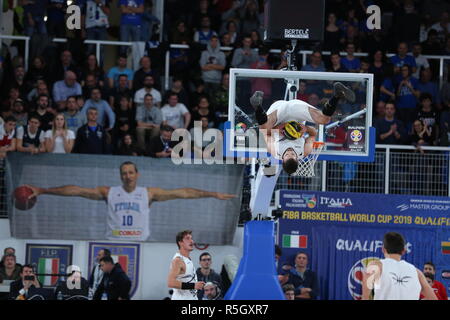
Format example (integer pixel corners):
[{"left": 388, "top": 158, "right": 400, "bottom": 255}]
[{"left": 409, "top": 120, "right": 433, "bottom": 153}]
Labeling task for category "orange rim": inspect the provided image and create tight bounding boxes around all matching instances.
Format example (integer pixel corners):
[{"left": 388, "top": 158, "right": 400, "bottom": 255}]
[{"left": 313, "top": 141, "right": 325, "bottom": 149}]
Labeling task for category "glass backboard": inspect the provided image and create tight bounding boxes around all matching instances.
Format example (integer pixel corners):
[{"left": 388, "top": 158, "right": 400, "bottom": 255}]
[{"left": 224, "top": 68, "right": 375, "bottom": 162}]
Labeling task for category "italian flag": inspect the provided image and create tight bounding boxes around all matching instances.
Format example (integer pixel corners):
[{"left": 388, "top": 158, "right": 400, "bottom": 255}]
[
  {"left": 282, "top": 234, "right": 308, "bottom": 249},
  {"left": 112, "top": 255, "right": 128, "bottom": 274},
  {"left": 38, "top": 258, "right": 59, "bottom": 286},
  {"left": 442, "top": 241, "right": 450, "bottom": 255}
]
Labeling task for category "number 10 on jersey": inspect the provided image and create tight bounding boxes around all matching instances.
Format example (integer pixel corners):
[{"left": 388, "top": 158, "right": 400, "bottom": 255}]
[{"left": 122, "top": 215, "right": 133, "bottom": 226}]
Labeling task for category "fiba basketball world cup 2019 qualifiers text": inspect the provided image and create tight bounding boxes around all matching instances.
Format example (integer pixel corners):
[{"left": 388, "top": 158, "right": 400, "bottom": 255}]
[{"left": 179, "top": 304, "right": 270, "bottom": 318}]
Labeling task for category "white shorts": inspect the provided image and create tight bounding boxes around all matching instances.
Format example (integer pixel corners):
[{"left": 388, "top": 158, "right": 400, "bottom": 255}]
[{"left": 267, "top": 99, "right": 316, "bottom": 126}]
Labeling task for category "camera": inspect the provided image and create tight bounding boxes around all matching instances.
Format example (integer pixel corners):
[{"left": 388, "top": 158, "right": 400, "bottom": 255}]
[{"left": 24, "top": 275, "right": 35, "bottom": 281}]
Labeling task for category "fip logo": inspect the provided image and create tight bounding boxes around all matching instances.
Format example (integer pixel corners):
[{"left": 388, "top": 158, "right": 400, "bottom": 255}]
[
  {"left": 348, "top": 257, "right": 380, "bottom": 300},
  {"left": 235, "top": 122, "right": 247, "bottom": 133},
  {"left": 302, "top": 195, "right": 317, "bottom": 209},
  {"left": 350, "top": 130, "right": 363, "bottom": 142}
]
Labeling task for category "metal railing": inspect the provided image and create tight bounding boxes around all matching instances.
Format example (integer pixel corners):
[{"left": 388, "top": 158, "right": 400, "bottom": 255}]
[
  {"left": 164, "top": 44, "right": 450, "bottom": 89},
  {"left": 1, "top": 34, "right": 449, "bottom": 89},
  {"left": 52, "top": 38, "right": 133, "bottom": 65},
  {"left": 275, "top": 144, "right": 450, "bottom": 197},
  {"left": 0, "top": 35, "right": 135, "bottom": 69},
  {"left": 164, "top": 45, "right": 450, "bottom": 89},
  {"left": 298, "top": 50, "right": 450, "bottom": 88},
  {"left": 164, "top": 44, "right": 236, "bottom": 90},
  {"left": 0, "top": 35, "right": 30, "bottom": 70}
]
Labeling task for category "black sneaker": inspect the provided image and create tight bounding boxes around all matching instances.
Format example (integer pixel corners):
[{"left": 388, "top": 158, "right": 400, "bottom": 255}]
[
  {"left": 334, "top": 82, "right": 355, "bottom": 103},
  {"left": 250, "top": 91, "right": 264, "bottom": 108}
]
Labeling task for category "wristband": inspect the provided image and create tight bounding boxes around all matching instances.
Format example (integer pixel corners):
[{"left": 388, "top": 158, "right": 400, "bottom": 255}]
[{"left": 181, "top": 282, "right": 195, "bottom": 290}]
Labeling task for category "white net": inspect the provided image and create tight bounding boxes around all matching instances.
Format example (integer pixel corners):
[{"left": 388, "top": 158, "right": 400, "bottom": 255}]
[{"left": 293, "top": 142, "right": 325, "bottom": 177}]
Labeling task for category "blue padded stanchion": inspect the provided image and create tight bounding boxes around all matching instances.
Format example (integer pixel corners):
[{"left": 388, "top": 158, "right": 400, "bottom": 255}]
[{"left": 224, "top": 220, "right": 285, "bottom": 300}]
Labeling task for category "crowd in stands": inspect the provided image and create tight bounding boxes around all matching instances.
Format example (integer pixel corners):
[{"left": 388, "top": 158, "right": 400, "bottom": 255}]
[{"left": 0, "top": 0, "right": 449, "bottom": 159}]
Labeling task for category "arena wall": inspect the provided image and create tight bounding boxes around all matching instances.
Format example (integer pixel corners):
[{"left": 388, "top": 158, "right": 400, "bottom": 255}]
[{"left": 0, "top": 220, "right": 244, "bottom": 300}]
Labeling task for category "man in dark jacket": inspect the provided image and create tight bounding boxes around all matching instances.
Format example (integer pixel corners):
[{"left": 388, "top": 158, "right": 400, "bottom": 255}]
[
  {"left": 73, "top": 107, "right": 110, "bottom": 154},
  {"left": 196, "top": 252, "right": 223, "bottom": 300},
  {"left": 147, "top": 124, "right": 177, "bottom": 158},
  {"left": 285, "top": 252, "right": 319, "bottom": 300},
  {"left": 9, "top": 264, "right": 42, "bottom": 300},
  {"left": 94, "top": 256, "right": 131, "bottom": 300}
]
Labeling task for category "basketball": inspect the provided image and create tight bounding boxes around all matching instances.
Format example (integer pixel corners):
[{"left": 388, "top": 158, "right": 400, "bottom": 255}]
[
  {"left": 13, "top": 186, "right": 36, "bottom": 211},
  {"left": 283, "top": 121, "right": 304, "bottom": 140}
]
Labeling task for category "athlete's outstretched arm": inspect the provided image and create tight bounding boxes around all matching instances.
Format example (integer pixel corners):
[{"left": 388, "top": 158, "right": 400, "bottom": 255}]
[
  {"left": 149, "top": 187, "right": 236, "bottom": 202},
  {"left": 25, "top": 185, "right": 109, "bottom": 201}
]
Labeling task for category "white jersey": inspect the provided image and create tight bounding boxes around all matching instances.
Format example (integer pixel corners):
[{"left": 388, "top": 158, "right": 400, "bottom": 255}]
[
  {"left": 374, "top": 258, "right": 421, "bottom": 300},
  {"left": 273, "top": 131, "right": 306, "bottom": 159},
  {"left": 267, "top": 99, "right": 316, "bottom": 126},
  {"left": 266, "top": 99, "right": 314, "bottom": 160},
  {"left": 171, "top": 253, "right": 198, "bottom": 300},
  {"left": 107, "top": 186, "right": 150, "bottom": 241}
]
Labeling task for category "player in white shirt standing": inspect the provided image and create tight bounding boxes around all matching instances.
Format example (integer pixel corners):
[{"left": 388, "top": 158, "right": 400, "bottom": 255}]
[
  {"left": 167, "top": 230, "right": 204, "bottom": 300},
  {"left": 362, "top": 232, "right": 437, "bottom": 300},
  {"left": 25, "top": 162, "right": 235, "bottom": 241}
]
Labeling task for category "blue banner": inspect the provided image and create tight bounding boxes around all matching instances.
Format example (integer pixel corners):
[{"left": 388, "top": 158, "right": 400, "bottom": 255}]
[{"left": 276, "top": 190, "right": 450, "bottom": 300}]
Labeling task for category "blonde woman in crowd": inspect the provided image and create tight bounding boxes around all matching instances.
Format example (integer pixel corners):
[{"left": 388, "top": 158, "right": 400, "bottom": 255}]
[{"left": 44, "top": 113, "right": 75, "bottom": 153}]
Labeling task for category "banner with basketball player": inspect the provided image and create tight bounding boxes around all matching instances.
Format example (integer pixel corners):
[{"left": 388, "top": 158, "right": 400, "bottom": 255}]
[
  {"left": 6, "top": 153, "right": 244, "bottom": 245},
  {"left": 276, "top": 190, "right": 450, "bottom": 300}
]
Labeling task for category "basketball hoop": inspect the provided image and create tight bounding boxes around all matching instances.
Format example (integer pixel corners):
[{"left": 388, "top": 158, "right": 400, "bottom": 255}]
[{"left": 293, "top": 142, "right": 325, "bottom": 177}]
